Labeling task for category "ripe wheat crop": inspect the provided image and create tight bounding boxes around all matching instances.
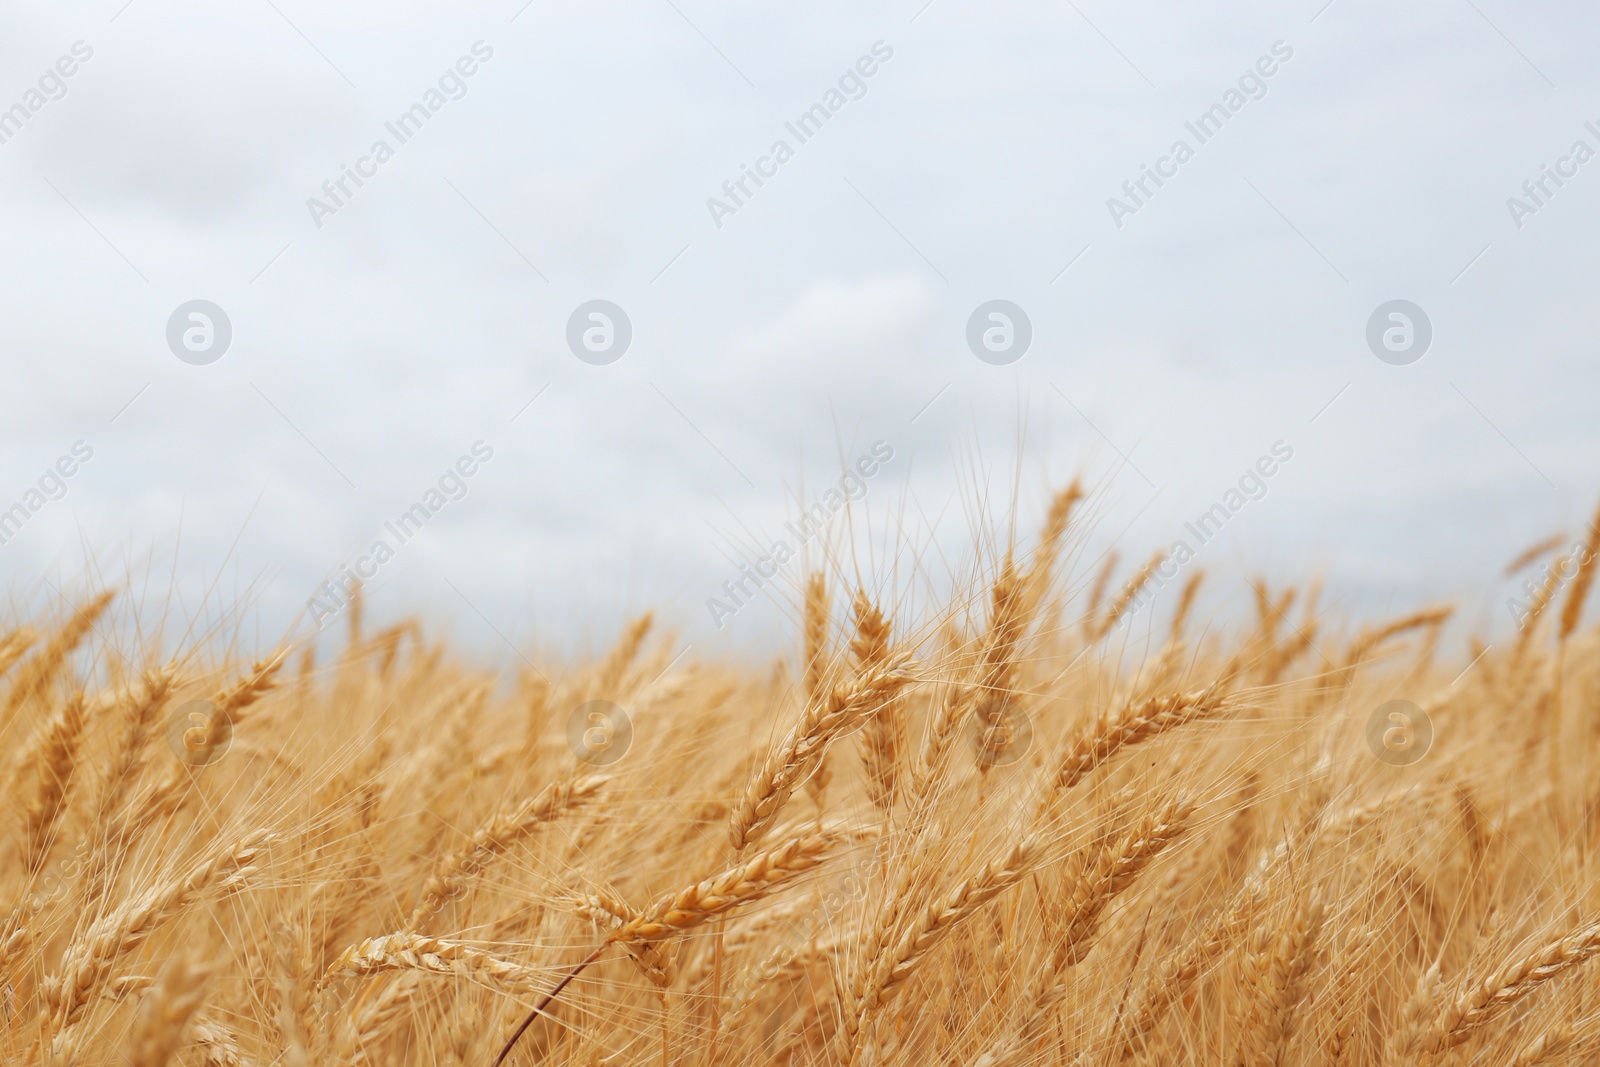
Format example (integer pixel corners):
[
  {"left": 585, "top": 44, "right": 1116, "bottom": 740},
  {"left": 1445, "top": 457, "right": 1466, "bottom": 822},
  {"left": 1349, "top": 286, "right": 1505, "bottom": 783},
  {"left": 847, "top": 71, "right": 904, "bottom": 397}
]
[{"left": 4, "top": 485, "right": 1600, "bottom": 1066}]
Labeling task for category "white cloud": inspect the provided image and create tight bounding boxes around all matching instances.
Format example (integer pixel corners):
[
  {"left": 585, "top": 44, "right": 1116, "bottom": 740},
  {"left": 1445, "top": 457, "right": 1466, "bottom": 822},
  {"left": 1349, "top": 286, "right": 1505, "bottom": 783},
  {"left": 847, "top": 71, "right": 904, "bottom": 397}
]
[{"left": 0, "top": 0, "right": 1596, "bottom": 656}]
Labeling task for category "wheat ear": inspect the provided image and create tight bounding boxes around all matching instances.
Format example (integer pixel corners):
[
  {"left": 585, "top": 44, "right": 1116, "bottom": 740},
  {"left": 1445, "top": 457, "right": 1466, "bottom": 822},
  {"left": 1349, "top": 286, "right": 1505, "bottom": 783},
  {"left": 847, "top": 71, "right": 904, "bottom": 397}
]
[
  {"left": 1511, "top": 1026, "right": 1573, "bottom": 1067},
  {"left": 323, "top": 933, "right": 546, "bottom": 994},
  {"left": 851, "top": 591, "right": 903, "bottom": 816},
  {"left": 802, "top": 572, "right": 832, "bottom": 808},
  {"left": 95, "top": 664, "right": 177, "bottom": 824},
  {"left": 1, "top": 590, "right": 113, "bottom": 728},
  {"left": 1505, "top": 533, "right": 1565, "bottom": 576},
  {"left": 23, "top": 690, "right": 88, "bottom": 873},
  {"left": 911, "top": 677, "right": 977, "bottom": 802},
  {"left": 594, "top": 611, "right": 653, "bottom": 697},
  {"left": 916, "top": 560, "right": 1030, "bottom": 796},
  {"left": 1051, "top": 688, "right": 1228, "bottom": 794},
  {"left": 339, "top": 971, "right": 419, "bottom": 1067},
  {"left": 494, "top": 829, "right": 839, "bottom": 1067},
  {"left": 1113, "top": 818, "right": 1305, "bottom": 1062},
  {"left": 1093, "top": 549, "right": 1165, "bottom": 640},
  {"left": 1023, "top": 479, "right": 1084, "bottom": 612},
  {"left": 167, "top": 650, "right": 289, "bottom": 779},
  {"left": 43, "top": 829, "right": 273, "bottom": 1043},
  {"left": 216, "top": 648, "right": 290, "bottom": 719},
  {"left": 970, "top": 558, "right": 1030, "bottom": 767},
  {"left": 0, "top": 625, "right": 37, "bottom": 682},
  {"left": 989, "top": 798, "right": 1191, "bottom": 1067},
  {"left": 842, "top": 836, "right": 1039, "bottom": 1062},
  {"left": 128, "top": 956, "right": 211, "bottom": 1067},
  {"left": 188, "top": 1011, "right": 246, "bottom": 1067},
  {"left": 1343, "top": 606, "right": 1454, "bottom": 674},
  {"left": 1053, "top": 796, "right": 1194, "bottom": 970},
  {"left": 730, "top": 658, "right": 913, "bottom": 850},
  {"left": 406, "top": 774, "right": 609, "bottom": 931},
  {"left": 1232, "top": 897, "right": 1325, "bottom": 1067},
  {"left": 613, "top": 828, "right": 837, "bottom": 944},
  {"left": 1082, "top": 551, "right": 1120, "bottom": 640},
  {"left": 1425, "top": 918, "right": 1600, "bottom": 1053},
  {"left": 1324, "top": 927, "right": 1377, "bottom": 1065}
]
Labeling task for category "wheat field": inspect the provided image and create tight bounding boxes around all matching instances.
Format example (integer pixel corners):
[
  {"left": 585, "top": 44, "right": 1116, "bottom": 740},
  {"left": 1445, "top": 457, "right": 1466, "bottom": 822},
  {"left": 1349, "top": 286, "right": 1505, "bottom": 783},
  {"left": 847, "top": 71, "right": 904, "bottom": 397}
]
[{"left": 3, "top": 484, "right": 1600, "bottom": 1066}]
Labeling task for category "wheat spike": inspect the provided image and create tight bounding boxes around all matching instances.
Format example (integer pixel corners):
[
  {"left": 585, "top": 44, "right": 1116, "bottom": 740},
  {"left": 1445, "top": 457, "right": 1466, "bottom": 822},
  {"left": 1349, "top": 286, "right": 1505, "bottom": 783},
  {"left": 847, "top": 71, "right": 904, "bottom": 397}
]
[
  {"left": 843, "top": 836, "right": 1039, "bottom": 1062},
  {"left": 23, "top": 690, "right": 88, "bottom": 873},
  {"left": 1054, "top": 796, "right": 1193, "bottom": 970},
  {"left": 1113, "top": 816, "right": 1308, "bottom": 1062},
  {"left": 1505, "top": 533, "right": 1566, "bottom": 576},
  {"left": 43, "top": 829, "right": 273, "bottom": 1043},
  {"left": 1, "top": 590, "right": 113, "bottom": 728},
  {"left": 1051, "top": 688, "right": 1228, "bottom": 794},
  {"left": 1559, "top": 498, "right": 1600, "bottom": 640},
  {"left": 1023, "top": 479, "right": 1085, "bottom": 611},
  {"left": 801, "top": 572, "right": 834, "bottom": 810},
  {"left": 128, "top": 956, "right": 211, "bottom": 1067},
  {"left": 339, "top": 972, "right": 419, "bottom": 1066},
  {"left": 406, "top": 774, "right": 609, "bottom": 931},
  {"left": 94, "top": 664, "right": 177, "bottom": 824},
  {"left": 1343, "top": 606, "right": 1453, "bottom": 671},
  {"left": 1231, "top": 896, "right": 1325, "bottom": 1067},
  {"left": 611, "top": 829, "right": 837, "bottom": 944},
  {"left": 1094, "top": 549, "right": 1165, "bottom": 639},
  {"left": 1511, "top": 1026, "right": 1573, "bottom": 1067},
  {"left": 730, "top": 657, "right": 914, "bottom": 850},
  {"left": 0, "top": 625, "right": 37, "bottom": 681},
  {"left": 188, "top": 1011, "right": 246, "bottom": 1067},
  {"left": 919, "top": 559, "right": 1030, "bottom": 793},
  {"left": 324, "top": 933, "right": 545, "bottom": 994},
  {"left": 1426, "top": 918, "right": 1600, "bottom": 1053},
  {"left": 851, "top": 591, "right": 903, "bottom": 816}
]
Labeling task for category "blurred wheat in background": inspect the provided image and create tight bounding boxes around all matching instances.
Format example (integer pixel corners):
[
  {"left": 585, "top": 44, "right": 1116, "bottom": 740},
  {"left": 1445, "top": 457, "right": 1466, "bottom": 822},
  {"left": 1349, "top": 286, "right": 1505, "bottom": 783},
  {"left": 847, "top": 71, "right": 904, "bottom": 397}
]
[{"left": 4, "top": 483, "right": 1600, "bottom": 1066}]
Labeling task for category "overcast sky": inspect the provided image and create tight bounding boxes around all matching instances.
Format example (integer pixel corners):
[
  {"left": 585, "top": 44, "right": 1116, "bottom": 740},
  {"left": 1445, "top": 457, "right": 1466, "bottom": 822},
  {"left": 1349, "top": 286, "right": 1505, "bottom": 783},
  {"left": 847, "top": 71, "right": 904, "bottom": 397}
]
[{"left": 3, "top": 0, "right": 1597, "bottom": 663}]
